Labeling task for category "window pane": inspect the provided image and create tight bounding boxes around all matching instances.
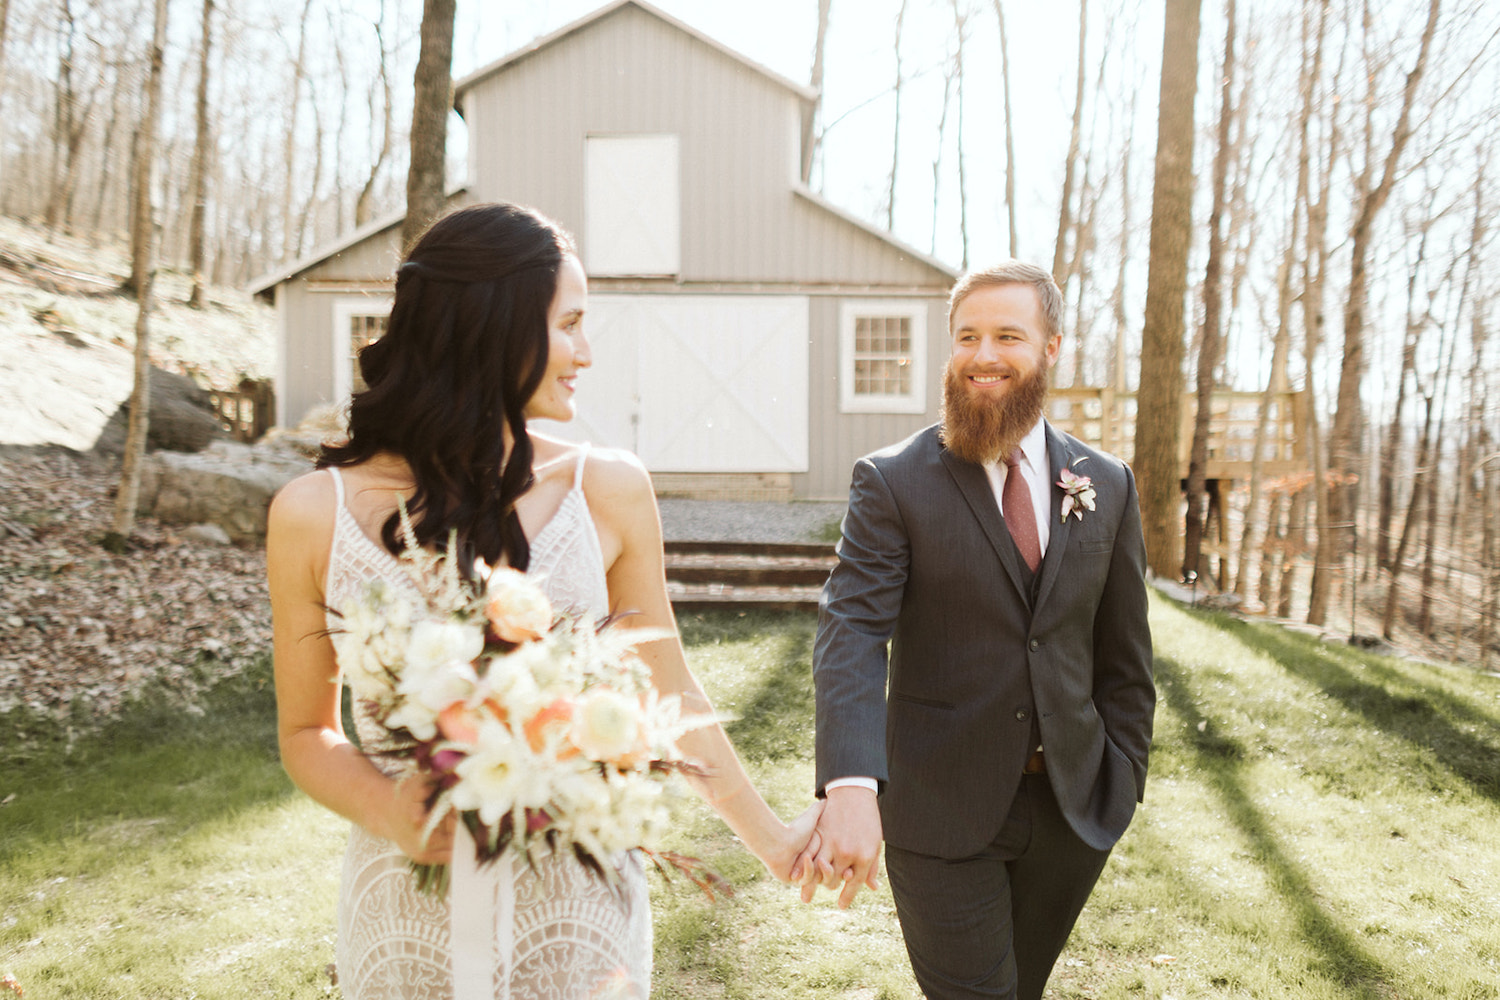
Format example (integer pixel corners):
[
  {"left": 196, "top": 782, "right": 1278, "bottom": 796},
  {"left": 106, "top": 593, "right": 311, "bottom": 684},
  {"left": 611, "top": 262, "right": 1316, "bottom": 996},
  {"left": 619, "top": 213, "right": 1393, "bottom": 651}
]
[
  {"left": 851, "top": 314, "right": 914, "bottom": 397},
  {"left": 350, "top": 315, "right": 388, "bottom": 393}
]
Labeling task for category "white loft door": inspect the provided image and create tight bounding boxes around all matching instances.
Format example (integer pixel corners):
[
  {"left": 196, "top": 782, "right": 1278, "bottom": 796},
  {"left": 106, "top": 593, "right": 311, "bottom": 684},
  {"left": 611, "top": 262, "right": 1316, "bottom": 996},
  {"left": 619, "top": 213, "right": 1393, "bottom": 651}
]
[
  {"left": 584, "top": 135, "right": 681, "bottom": 277},
  {"left": 533, "top": 295, "right": 809, "bottom": 473}
]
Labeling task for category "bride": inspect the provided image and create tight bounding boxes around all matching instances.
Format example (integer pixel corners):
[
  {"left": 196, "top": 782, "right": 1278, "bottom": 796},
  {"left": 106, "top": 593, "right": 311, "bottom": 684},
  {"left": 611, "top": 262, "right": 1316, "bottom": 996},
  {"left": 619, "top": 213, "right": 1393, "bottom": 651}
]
[{"left": 268, "top": 202, "right": 820, "bottom": 999}]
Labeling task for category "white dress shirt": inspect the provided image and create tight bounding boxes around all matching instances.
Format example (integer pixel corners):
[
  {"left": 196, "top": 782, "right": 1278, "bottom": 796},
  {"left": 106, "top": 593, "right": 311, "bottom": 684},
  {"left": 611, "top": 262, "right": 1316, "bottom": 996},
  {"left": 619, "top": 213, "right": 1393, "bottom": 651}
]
[{"left": 826, "top": 420, "right": 1051, "bottom": 794}]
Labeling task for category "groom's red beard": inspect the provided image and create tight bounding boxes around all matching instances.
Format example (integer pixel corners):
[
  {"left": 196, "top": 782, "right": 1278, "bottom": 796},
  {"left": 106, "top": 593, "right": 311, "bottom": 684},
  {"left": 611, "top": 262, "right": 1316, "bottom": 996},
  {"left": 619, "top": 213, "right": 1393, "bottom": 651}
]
[{"left": 939, "top": 354, "right": 1050, "bottom": 465}]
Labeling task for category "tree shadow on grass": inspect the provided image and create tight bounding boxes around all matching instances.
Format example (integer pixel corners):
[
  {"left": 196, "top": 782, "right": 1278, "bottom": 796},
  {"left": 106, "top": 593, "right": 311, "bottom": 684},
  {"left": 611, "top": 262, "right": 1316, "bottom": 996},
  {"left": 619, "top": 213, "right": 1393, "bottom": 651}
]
[
  {"left": 1155, "top": 652, "right": 1403, "bottom": 998},
  {"left": 679, "top": 609, "right": 818, "bottom": 763},
  {"left": 0, "top": 654, "right": 302, "bottom": 871},
  {"left": 1215, "top": 617, "right": 1500, "bottom": 804}
]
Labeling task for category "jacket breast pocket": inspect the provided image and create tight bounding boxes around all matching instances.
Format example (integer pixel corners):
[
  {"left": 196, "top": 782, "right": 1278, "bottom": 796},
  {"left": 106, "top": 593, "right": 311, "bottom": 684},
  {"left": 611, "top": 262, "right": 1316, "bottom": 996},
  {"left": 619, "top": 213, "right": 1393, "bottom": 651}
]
[{"left": 1078, "top": 536, "right": 1114, "bottom": 554}]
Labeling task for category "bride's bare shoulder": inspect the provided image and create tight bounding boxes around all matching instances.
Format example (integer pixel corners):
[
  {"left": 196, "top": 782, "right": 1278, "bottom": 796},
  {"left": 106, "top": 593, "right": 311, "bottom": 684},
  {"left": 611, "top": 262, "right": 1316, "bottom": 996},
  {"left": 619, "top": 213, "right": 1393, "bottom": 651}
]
[
  {"left": 270, "top": 468, "right": 334, "bottom": 523},
  {"left": 580, "top": 445, "right": 652, "bottom": 502}
]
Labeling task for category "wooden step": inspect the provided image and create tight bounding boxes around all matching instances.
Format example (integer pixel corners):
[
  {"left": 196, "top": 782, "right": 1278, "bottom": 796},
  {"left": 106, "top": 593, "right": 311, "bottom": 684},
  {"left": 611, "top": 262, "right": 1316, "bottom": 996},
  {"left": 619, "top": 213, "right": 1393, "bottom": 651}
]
[{"left": 663, "top": 540, "right": 834, "bottom": 611}]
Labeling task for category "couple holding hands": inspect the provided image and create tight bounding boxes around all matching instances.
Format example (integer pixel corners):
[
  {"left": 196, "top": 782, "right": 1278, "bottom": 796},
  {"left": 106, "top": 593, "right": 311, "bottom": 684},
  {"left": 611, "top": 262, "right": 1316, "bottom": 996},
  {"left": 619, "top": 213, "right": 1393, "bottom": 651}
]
[{"left": 269, "top": 202, "right": 1154, "bottom": 1000}]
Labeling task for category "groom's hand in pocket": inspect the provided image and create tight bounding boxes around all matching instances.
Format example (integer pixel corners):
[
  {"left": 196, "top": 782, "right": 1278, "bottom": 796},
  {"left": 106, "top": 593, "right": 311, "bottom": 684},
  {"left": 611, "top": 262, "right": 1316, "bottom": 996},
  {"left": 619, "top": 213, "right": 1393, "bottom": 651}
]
[{"left": 801, "top": 785, "right": 881, "bottom": 908}]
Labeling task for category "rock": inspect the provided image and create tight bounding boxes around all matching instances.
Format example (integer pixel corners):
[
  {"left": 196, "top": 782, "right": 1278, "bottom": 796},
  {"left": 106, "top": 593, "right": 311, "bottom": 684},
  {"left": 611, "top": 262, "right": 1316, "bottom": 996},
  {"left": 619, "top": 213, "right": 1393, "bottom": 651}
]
[
  {"left": 181, "top": 522, "right": 232, "bottom": 545},
  {"left": 93, "top": 366, "right": 227, "bottom": 456},
  {"left": 1196, "top": 592, "right": 1243, "bottom": 612},
  {"left": 137, "top": 439, "right": 313, "bottom": 543}
]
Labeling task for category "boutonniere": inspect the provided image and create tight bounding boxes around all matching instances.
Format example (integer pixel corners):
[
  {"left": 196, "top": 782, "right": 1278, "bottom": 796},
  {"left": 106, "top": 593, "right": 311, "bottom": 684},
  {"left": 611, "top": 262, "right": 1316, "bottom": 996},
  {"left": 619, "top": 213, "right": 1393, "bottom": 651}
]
[{"left": 1058, "top": 458, "right": 1095, "bottom": 522}]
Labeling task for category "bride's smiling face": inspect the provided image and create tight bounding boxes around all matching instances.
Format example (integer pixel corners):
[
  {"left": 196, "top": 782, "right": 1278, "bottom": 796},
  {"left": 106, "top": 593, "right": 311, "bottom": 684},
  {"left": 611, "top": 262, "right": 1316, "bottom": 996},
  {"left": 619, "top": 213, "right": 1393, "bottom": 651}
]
[{"left": 524, "top": 255, "right": 591, "bottom": 423}]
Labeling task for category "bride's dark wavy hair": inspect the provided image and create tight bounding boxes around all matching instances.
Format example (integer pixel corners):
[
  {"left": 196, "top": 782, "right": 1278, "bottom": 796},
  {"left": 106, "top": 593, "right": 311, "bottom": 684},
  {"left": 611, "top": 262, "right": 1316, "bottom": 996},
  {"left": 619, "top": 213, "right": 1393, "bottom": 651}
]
[{"left": 318, "top": 202, "right": 576, "bottom": 571}]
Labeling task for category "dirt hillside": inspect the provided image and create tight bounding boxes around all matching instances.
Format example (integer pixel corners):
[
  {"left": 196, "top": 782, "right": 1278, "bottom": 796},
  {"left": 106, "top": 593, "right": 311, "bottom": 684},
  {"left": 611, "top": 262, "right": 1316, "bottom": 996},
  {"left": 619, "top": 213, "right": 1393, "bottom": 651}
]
[{"left": 0, "top": 218, "right": 278, "bottom": 719}]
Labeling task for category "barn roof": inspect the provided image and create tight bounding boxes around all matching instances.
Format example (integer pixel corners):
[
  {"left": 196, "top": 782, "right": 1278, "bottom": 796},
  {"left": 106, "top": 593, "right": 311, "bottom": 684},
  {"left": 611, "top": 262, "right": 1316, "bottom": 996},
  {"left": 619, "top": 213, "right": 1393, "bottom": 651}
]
[{"left": 453, "top": 0, "right": 818, "bottom": 107}]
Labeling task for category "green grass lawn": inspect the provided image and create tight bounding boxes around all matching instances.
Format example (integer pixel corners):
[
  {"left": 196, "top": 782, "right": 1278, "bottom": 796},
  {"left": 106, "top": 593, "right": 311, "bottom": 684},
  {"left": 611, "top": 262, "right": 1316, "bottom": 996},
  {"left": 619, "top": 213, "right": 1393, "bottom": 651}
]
[{"left": 3, "top": 594, "right": 1498, "bottom": 998}]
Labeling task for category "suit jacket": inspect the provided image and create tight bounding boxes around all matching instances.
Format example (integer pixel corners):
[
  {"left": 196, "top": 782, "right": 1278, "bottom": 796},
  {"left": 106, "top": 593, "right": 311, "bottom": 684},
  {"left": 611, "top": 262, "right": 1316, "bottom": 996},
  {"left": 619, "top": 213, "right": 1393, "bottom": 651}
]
[{"left": 814, "top": 421, "right": 1155, "bottom": 857}]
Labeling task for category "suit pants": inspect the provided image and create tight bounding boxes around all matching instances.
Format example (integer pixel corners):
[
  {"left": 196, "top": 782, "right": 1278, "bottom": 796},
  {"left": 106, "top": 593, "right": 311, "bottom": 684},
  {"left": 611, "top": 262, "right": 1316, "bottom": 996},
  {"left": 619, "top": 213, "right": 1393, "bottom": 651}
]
[{"left": 884, "top": 772, "right": 1111, "bottom": 1000}]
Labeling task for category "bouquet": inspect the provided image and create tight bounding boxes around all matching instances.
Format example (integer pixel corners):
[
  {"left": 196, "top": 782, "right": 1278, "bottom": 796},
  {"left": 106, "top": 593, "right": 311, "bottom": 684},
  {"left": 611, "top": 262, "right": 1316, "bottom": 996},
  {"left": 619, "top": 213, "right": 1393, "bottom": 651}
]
[{"left": 330, "top": 508, "right": 723, "bottom": 896}]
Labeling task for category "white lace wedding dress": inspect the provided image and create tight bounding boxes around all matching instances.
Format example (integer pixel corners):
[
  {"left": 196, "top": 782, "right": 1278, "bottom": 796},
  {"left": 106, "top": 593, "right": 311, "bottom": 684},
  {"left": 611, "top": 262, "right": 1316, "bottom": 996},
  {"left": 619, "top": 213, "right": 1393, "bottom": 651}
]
[{"left": 323, "top": 447, "right": 651, "bottom": 1000}]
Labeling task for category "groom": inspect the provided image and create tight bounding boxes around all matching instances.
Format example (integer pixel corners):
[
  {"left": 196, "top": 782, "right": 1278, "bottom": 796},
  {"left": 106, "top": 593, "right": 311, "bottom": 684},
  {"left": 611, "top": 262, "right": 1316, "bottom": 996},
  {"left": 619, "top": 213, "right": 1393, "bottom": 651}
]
[{"left": 804, "top": 261, "right": 1155, "bottom": 1000}]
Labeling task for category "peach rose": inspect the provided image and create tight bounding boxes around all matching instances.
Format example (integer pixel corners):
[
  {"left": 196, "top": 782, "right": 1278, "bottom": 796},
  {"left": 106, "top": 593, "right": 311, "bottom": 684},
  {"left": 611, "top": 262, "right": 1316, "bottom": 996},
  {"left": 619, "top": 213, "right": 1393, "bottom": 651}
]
[{"left": 483, "top": 567, "right": 553, "bottom": 644}]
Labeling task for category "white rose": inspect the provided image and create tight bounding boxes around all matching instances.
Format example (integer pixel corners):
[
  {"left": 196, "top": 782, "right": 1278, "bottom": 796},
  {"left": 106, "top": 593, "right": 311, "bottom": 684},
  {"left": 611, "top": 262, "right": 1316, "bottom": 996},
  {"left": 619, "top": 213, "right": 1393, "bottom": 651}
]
[
  {"left": 451, "top": 719, "right": 552, "bottom": 825},
  {"left": 405, "top": 619, "right": 485, "bottom": 674},
  {"left": 569, "top": 688, "right": 644, "bottom": 765}
]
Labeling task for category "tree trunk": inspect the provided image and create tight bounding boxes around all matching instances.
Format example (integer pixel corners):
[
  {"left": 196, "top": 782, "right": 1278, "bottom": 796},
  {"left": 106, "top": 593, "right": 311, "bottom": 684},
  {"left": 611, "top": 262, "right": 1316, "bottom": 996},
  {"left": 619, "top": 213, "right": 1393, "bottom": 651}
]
[
  {"left": 929, "top": 57, "right": 955, "bottom": 256},
  {"left": 1324, "top": 0, "right": 1441, "bottom": 601},
  {"left": 1183, "top": 0, "right": 1237, "bottom": 583},
  {"left": 1381, "top": 392, "right": 1434, "bottom": 639},
  {"left": 1135, "top": 0, "right": 1202, "bottom": 579},
  {"left": 951, "top": 0, "right": 969, "bottom": 269},
  {"left": 993, "top": 0, "right": 1018, "bottom": 257},
  {"left": 1376, "top": 223, "right": 1430, "bottom": 574},
  {"left": 401, "top": 0, "right": 456, "bottom": 253},
  {"left": 1278, "top": 487, "right": 1308, "bottom": 619},
  {"left": 886, "top": 0, "right": 907, "bottom": 232},
  {"left": 281, "top": 0, "right": 315, "bottom": 262},
  {"left": 802, "top": 0, "right": 832, "bottom": 186},
  {"left": 186, "top": 0, "right": 215, "bottom": 308},
  {"left": 0, "top": 0, "right": 10, "bottom": 198},
  {"left": 1303, "top": 0, "right": 1336, "bottom": 626},
  {"left": 356, "top": 3, "right": 394, "bottom": 228},
  {"left": 1052, "top": 0, "right": 1088, "bottom": 299},
  {"left": 107, "top": 0, "right": 170, "bottom": 550}
]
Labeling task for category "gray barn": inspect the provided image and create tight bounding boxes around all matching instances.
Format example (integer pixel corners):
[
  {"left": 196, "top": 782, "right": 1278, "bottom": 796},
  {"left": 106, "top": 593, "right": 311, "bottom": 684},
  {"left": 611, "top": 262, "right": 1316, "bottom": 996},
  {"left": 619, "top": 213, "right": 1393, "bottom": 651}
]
[{"left": 250, "top": 0, "right": 957, "bottom": 500}]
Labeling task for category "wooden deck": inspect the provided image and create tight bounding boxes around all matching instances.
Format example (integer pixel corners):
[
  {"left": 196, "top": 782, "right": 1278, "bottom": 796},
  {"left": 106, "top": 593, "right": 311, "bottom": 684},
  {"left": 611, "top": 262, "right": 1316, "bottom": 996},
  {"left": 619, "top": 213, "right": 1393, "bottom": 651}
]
[{"left": 1046, "top": 387, "right": 1309, "bottom": 482}]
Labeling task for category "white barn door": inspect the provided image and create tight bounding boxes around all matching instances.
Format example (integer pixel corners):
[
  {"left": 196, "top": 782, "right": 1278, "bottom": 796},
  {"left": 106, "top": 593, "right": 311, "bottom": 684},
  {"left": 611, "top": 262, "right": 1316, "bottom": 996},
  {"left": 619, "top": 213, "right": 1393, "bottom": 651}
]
[{"left": 533, "top": 294, "right": 808, "bottom": 473}]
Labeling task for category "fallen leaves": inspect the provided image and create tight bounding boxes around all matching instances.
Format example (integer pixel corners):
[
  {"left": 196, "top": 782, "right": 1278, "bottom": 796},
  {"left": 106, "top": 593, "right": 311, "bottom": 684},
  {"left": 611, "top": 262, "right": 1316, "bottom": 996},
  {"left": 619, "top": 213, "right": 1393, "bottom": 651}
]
[{"left": 0, "top": 449, "right": 272, "bottom": 721}]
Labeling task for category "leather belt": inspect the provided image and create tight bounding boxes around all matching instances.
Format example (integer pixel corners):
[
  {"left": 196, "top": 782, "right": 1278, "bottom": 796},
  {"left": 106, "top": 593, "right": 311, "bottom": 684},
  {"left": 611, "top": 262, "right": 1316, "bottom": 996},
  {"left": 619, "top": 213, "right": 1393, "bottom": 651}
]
[{"left": 1023, "top": 749, "right": 1046, "bottom": 774}]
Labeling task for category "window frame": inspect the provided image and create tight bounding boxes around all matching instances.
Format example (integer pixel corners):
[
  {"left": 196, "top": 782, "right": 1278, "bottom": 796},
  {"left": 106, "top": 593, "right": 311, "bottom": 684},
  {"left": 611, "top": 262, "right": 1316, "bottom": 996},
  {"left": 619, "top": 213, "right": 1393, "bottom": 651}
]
[
  {"left": 838, "top": 299, "right": 929, "bottom": 414},
  {"left": 331, "top": 295, "right": 393, "bottom": 403}
]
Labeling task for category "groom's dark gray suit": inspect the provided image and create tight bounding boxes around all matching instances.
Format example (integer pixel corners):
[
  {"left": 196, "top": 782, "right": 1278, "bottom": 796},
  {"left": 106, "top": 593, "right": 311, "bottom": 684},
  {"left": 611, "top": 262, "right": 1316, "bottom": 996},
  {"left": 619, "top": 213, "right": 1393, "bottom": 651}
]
[{"left": 814, "top": 419, "right": 1154, "bottom": 996}]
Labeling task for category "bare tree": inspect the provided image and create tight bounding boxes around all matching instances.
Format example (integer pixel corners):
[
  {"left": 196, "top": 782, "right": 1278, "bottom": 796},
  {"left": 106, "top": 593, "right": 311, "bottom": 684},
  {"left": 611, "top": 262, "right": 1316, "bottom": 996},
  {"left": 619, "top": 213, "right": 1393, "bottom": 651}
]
[
  {"left": 0, "top": 0, "right": 14, "bottom": 202},
  {"left": 280, "top": 0, "right": 315, "bottom": 262},
  {"left": 401, "top": 0, "right": 456, "bottom": 252},
  {"left": 929, "top": 50, "right": 956, "bottom": 256},
  {"left": 356, "top": 2, "right": 395, "bottom": 228},
  {"left": 802, "top": 0, "right": 832, "bottom": 186},
  {"left": 1183, "top": 0, "right": 1238, "bottom": 584},
  {"left": 1052, "top": 0, "right": 1088, "bottom": 299},
  {"left": 1319, "top": 0, "right": 1441, "bottom": 621},
  {"left": 1375, "top": 197, "right": 1437, "bottom": 574},
  {"left": 44, "top": 0, "right": 98, "bottom": 235},
  {"left": 877, "top": 2, "right": 908, "bottom": 231},
  {"left": 886, "top": 0, "right": 907, "bottom": 232},
  {"left": 186, "top": 0, "right": 215, "bottom": 308},
  {"left": 1302, "top": 0, "right": 1338, "bottom": 626},
  {"left": 993, "top": 0, "right": 1017, "bottom": 256},
  {"left": 1136, "top": 0, "right": 1202, "bottom": 578},
  {"left": 951, "top": 0, "right": 970, "bottom": 269},
  {"left": 107, "top": 0, "right": 169, "bottom": 550}
]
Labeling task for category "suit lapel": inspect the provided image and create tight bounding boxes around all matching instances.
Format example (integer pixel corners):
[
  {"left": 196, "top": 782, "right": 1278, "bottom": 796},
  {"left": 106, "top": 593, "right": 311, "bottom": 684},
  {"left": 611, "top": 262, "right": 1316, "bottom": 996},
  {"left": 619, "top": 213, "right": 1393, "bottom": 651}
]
[
  {"left": 938, "top": 447, "right": 1033, "bottom": 602},
  {"left": 1033, "top": 421, "right": 1074, "bottom": 612}
]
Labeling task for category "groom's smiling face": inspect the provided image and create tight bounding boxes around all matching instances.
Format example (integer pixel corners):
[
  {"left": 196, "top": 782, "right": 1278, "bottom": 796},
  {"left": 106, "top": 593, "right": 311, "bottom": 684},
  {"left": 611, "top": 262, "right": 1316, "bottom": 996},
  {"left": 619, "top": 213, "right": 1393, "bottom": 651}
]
[
  {"left": 939, "top": 282, "right": 1061, "bottom": 465},
  {"left": 947, "top": 283, "right": 1060, "bottom": 401}
]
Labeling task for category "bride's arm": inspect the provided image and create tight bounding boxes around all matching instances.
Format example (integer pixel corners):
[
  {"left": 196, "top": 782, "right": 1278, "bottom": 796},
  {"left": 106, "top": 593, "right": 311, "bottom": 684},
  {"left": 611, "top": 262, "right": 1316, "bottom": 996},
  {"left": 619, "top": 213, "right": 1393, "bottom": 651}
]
[
  {"left": 267, "top": 473, "right": 454, "bottom": 864},
  {"left": 586, "top": 452, "right": 820, "bottom": 881}
]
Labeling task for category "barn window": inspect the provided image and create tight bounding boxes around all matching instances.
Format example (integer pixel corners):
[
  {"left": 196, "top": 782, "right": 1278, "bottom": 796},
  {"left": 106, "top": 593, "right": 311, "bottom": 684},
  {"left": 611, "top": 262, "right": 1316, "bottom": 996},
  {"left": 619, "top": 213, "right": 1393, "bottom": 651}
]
[
  {"left": 585, "top": 134, "right": 681, "bottom": 277},
  {"left": 347, "top": 314, "right": 387, "bottom": 393},
  {"left": 332, "top": 295, "right": 392, "bottom": 402},
  {"left": 839, "top": 300, "right": 928, "bottom": 414}
]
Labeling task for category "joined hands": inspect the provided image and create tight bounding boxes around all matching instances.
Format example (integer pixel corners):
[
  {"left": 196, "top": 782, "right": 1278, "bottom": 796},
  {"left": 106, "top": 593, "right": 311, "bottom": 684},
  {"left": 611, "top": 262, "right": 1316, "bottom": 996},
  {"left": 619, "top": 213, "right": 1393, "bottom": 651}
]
[{"left": 793, "top": 785, "right": 882, "bottom": 908}]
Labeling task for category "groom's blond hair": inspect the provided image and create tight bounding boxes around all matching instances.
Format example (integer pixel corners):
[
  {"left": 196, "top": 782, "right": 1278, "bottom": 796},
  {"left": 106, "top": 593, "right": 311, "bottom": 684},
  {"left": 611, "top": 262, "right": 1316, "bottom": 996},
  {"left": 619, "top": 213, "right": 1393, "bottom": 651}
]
[{"left": 946, "top": 261, "right": 1063, "bottom": 341}]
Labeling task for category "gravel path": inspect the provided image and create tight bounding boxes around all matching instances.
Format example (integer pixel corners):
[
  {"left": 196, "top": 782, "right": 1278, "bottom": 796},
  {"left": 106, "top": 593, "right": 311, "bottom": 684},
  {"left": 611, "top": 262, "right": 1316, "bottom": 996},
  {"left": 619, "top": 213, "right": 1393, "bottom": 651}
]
[{"left": 658, "top": 499, "right": 845, "bottom": 544}]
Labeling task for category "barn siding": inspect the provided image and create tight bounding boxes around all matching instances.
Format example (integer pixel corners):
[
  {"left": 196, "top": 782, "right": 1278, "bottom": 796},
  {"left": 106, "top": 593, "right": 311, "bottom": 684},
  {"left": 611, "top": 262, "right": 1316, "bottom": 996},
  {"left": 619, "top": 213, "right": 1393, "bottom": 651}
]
[
  {"left": 460, "top": 3, "right": 950, "bottom": 289},
  {"left": 797, "top": 295, "right": 950, "bottom": 500},
  {"left": 278, "top": 225, "right": 405, "bottom": 425}
]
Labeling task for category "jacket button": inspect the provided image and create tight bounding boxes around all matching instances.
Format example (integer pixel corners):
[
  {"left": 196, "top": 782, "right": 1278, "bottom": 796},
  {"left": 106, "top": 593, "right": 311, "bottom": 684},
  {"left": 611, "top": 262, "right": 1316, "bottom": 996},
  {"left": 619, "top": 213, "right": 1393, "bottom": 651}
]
[
  {"left": 1015, "top": 708, "right": 1030, "bottom": 721},
  {"left": 1028, "top": 638, "right": 1040, "bottom": 651}
]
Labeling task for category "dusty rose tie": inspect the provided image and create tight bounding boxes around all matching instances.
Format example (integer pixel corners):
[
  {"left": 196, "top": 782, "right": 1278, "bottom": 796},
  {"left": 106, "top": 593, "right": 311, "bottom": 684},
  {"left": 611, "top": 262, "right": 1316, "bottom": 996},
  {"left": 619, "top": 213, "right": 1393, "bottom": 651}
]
[{"left": 1003, "top": 450, "right": 1041, "bottom": 572}]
